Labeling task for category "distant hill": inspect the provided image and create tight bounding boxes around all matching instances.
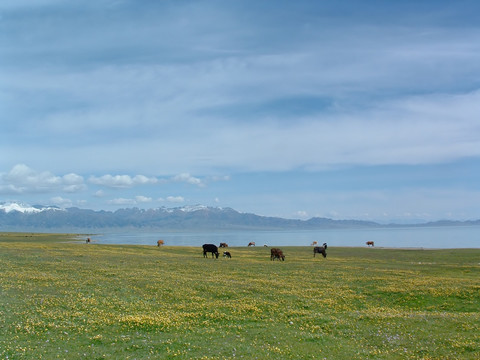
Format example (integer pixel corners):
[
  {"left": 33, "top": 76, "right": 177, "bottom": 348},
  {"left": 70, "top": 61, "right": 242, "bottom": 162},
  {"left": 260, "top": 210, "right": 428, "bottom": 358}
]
[{"left": 0, "top": 202, "right": 478, "bottom": 231}]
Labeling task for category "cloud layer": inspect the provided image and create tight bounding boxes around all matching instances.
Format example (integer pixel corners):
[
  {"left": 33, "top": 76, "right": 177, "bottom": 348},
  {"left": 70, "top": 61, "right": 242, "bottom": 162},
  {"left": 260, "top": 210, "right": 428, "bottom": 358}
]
[
  {"left": 2, "top": 1, "right": 480, "bottom": 174},
  {"left": 1, "top": 1, "right": 479, "bottom": 221}
]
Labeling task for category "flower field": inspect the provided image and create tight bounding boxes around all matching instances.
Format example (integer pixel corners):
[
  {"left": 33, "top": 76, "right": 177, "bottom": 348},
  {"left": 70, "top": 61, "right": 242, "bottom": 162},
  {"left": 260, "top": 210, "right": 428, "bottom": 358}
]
[{"left": 1, "top": 232, "right": 479, "bottom": 359}]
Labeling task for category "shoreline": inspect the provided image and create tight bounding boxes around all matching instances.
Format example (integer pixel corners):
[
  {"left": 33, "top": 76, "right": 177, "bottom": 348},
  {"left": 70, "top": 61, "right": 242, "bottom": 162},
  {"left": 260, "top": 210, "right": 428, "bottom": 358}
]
[
  {"left": 76, "top": 242, "right": 479, "bottom": 250},
  {"left": 2, "top": 231, "right": 479, "bottom": 250}
]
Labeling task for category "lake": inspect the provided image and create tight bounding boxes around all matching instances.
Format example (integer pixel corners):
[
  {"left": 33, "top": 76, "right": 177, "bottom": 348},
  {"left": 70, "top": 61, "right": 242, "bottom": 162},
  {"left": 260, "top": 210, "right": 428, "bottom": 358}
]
[{"left": 90, "top": 225, "right": 480, "bottom": 248}]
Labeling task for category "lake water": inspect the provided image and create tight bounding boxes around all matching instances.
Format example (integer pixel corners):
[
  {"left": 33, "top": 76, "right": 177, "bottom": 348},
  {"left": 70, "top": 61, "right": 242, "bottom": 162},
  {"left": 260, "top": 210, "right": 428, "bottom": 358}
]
[{"left": 89, "top": 226, "right": 480, "bottom": 249}]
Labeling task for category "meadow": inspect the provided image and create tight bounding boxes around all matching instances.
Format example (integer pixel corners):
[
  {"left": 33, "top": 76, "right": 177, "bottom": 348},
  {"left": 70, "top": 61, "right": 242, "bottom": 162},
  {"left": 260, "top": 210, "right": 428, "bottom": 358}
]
[{"left": 0, "top": 233, "right": 479, "bottom": 359}]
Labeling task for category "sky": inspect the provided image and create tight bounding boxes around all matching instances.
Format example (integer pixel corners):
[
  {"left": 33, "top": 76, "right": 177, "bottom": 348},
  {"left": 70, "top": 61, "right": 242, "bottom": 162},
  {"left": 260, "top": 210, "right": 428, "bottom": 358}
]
[{"left": 1, "top": 0, "right": 480, "bottom": 223}]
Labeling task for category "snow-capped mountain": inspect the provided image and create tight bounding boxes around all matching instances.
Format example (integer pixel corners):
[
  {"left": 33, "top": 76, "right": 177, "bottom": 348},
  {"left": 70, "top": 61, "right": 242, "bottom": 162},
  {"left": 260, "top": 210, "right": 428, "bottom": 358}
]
[
  {"left": 0, "top": 201, "right": 370, "bottom": 230},
  {"left": 0, "top": 202, "right": 62, "bottom": 214},
  {"left": 0, "top": 202, "right": 477, "bottom": 231}
]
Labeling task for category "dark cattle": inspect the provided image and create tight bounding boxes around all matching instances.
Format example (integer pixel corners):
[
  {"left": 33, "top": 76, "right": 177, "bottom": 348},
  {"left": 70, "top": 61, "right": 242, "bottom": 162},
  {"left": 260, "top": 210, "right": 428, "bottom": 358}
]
[
  {"left": 248, "top": 242, "right": 256, "bottom": 247},
  {"left": 86, "top": 238, "right": 91, "bottom": 244},
  {"left": 366, "top": 241, "right": 374, "bottom": 247},
  {"left": 223, "top": 251, "right": 232, "bottom": 258},
  {"left": 219, "top": 242, "right": 228, "bottom": 248},
  {"left": 313, "top": 244, "right": 327, "bottom": 258},
  {"left": 202, "top": 244, "right": 219, "bottom": 258},
  {"left": 270, "top": 248, "right": 285, "bottom": 261}
]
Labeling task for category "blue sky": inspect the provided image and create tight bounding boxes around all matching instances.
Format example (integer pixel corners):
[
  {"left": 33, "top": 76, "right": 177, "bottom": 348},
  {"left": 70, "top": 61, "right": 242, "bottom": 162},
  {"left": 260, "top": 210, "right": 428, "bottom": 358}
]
[{"left": 1, "top": 0, "right": 480, "bottom": 222}]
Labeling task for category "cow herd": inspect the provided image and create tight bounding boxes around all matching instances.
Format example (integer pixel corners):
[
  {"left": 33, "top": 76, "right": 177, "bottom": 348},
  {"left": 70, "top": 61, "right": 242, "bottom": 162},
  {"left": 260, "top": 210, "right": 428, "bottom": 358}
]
[
  {"left": 150, "top": 239, "right": 377, "bottom": 260},
  {"left": 200, "top": 242, "right": 329, "bottom": 261}
]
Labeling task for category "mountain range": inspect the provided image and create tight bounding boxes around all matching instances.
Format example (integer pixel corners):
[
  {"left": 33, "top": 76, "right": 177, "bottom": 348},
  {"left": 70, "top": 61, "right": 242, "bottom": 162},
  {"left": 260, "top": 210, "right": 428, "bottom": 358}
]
[{"left": 0, "top": 202, "right": 478, "bottom": 231}]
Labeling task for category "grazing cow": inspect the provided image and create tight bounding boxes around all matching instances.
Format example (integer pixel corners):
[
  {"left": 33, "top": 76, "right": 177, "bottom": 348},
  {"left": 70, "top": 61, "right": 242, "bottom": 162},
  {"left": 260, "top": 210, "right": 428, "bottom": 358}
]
[
  {"left": 202, "top": 244, "right": 219, "bottom": 258},
  {"left": 223, "top": 251, "right": 232, "bottom": 258},
  {"left": 157, "top": 239, "right": 164, "bottom": 247},
  {"left": 248, "top": 242, "right": 256, "bottom": 247},
  {"left": 366, "top": 241, "right": 374, "bottom": 247},
  {"left": 219, "top": 242, "right": 228, "bottom": 248},
  {"left": 311, "top": 241, "right": 318, "bottom": 246},
  {"left": 313, "top": 246, "right": 327, "bottom": 258},
  {"left": 270, "top": 248, "right": 285, "bottom": 261},
  {"left": 86, "top": 237, "right": 91, "bottom": 244}
]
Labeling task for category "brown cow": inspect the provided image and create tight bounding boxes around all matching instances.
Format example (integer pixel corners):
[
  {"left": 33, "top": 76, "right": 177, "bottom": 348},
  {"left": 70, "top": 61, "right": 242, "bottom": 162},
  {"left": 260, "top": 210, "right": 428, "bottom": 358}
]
[
  {"left": 157, "top": 240, "right": 164, "bottom": 247},
  {"left": 86, "top": 237, "right": 91, "bottom": 244},
  {"left": 248, "top": 242, "right": 256, "bottom": 247},
  {"left": 311, "top": 241, "right": 318, "bottom": 246},
  {"left": 270, "top": 248, "right": 285, "bottom": 261},
  {"left": 219, "top": 242, "right": 228, "bottom": 248},
  {"left": 366, "top": 241, "right": 374, "bottom": 247}
]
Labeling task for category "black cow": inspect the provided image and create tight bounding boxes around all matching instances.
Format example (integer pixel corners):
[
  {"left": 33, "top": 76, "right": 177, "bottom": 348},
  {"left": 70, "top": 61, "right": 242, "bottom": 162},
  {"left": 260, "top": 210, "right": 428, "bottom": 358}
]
[
  {"left": 223, "top": 251, "right": 232, "bottom": 258},
  {"left": 313, "top": 243, "right": 327, "bottom": 258},
  {"left": 202, "top": 244, "right": 219, "bottom": 258}
]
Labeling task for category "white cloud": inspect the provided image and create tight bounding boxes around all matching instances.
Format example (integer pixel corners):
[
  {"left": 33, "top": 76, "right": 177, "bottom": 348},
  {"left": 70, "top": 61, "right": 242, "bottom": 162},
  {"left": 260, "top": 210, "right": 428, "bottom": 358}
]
[
  {"left": 166, "top": 196, "right": 185, "bottom": 203},
  {"left": 94, "top": 190, "right": 106, "bottom": 197},
  {"left": 134, "top": 175, "right": 161, "bottom": 185},
  {"left": 107, "top": 198, "right": 137, "bottom": 206},
  {"left": 89, "top": 174, "right": 158, "bottom": 188},
  {"left": 0, "top": 164, "right": 85, "bottom": 194},
  {"left": 135, "top": 195, "right": 152, "bottom": 203},
  {"left": 172, "top": 173, "right": 204, "bottom": 187}
]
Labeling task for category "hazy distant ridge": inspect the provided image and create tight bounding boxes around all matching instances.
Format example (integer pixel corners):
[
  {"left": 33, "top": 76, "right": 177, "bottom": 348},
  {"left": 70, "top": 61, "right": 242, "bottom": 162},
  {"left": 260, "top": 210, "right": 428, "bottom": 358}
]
[{"left": 0, "top": 203, "right": 478, "bottom": 231}]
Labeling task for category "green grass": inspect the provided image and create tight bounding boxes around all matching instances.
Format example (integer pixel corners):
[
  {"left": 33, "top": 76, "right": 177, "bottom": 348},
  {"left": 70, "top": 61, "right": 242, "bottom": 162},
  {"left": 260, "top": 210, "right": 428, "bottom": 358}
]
[{"left": 1, "top": 233, "right": 479, "bottom": 359}]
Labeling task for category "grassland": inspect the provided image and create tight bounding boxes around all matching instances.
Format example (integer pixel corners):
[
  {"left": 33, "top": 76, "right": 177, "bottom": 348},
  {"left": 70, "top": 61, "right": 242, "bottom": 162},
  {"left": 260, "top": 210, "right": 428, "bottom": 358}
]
[{"left": 1, "top": 232, "right": 479, "bottom": 359}]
